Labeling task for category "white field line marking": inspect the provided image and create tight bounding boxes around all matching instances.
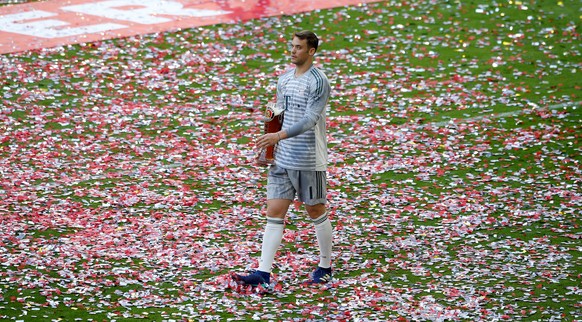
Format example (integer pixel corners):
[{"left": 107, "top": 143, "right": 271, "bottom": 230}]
[{"left": 422, "top": 101, "right": 580, "bottom": 129}]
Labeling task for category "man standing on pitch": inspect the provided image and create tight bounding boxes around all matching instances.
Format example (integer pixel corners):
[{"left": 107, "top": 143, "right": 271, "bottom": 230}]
[{"left": 233, "top": 30, "right": 332, "bottom": 286}]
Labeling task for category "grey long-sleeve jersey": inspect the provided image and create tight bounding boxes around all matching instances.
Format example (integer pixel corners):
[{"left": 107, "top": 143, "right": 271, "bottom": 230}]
[{"left": 275, "top": 66, "right": 331, "bottom": 171}]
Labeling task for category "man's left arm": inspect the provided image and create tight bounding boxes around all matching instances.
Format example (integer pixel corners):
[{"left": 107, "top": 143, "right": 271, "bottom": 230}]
[
  {"left": 284, "top": 77, "right": 330, "bottom": 138},
  {"left": 256, "top": 75, "right": 330, "bottom": 148}
]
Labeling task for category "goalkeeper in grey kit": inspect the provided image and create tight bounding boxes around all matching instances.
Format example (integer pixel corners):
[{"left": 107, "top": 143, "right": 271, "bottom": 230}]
[{"left": 233, "top": 30, "right": 333, "bottom": 286}]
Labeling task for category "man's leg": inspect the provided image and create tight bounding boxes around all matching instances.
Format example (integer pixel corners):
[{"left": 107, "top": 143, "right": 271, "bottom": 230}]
[
  {"left": 306, "top": 204, "right": 333, "bottom": 270},
  {"left": 293, "top": 169, "right": 332, "bottom": 283},
  {"left": 257, "top": 199, "right": 292, "bottom": 273},
  {"left": 232, "top": 199, "right": 291, "bottom": 286},
  {"left": 233, "top": 165, "right": 294, "bottom": 286}
]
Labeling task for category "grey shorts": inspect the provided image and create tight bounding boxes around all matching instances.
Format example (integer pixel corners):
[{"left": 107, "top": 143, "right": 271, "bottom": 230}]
[{"left": 267, "top": 164, "right": 327, "bottom": 206}]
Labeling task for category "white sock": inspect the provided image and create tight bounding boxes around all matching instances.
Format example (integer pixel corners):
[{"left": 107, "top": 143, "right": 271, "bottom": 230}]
[
  {"left": 313, "top": 212, "right": 333, "bottom": 268},
  {"left": 257, "top": 217, "right": 285, "bottom": 273}
]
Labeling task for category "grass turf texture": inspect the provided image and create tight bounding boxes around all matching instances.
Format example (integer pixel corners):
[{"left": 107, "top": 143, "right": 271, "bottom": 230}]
[{"left": 0, "top": 0, "right": 580, "bottom": 321}]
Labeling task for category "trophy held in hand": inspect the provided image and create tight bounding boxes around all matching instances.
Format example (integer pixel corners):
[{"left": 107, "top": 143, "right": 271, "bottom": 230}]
[{"left": 256, "top": 102, "right": 284, "bottom": 166}]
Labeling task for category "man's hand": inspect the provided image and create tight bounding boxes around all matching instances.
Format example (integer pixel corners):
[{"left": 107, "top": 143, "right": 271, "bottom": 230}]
[{"left": 256, "top": 132, "right": 283, "bottom": 148}]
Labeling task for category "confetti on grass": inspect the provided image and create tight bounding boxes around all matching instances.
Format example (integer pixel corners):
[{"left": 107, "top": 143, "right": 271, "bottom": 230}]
[{"left": 0, "top": 0, "right": 580, "bottom": 321}]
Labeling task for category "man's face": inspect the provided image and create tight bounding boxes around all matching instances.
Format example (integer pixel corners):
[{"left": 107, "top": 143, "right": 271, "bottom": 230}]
[{"left": 290, "top": 36, "right": 314, "bottom": 66}]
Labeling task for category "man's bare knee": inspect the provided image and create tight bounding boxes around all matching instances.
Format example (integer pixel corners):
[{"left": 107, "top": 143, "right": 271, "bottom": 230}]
[
  {"left": 266, "top": 199, "right": 292, "bottom": 219},
  {"left": 305, "top": 203, "right": 326, "bottom": 219}
]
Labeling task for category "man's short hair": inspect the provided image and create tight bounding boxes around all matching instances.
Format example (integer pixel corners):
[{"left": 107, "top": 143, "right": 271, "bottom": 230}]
[{"left": 293, "top": 30, "right": 319, "bottom": 52}]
